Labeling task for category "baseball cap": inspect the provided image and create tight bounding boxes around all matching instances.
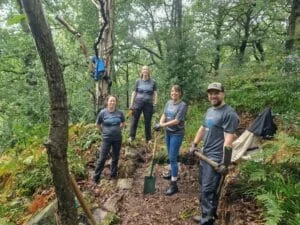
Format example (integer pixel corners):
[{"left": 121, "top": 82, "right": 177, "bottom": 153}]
[{"left": 207, "top": 82, "right": 224, "bottom": 92}]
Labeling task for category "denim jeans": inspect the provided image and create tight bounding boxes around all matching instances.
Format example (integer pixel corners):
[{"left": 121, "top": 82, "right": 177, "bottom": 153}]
[
  {"left": 165, "top": 132, "right": 183, "bottom": 177},
  {"left": 130, "top": 101, "right": 153, "bottom": 141},
  {"left": 94, "top": 138, "right": 122, "bottom": 179}
]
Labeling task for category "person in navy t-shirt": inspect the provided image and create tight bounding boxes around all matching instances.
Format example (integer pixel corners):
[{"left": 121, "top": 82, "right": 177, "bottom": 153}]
[
  {"left": 129, "top": 65, "right": 158, "bottom": 144},
  {"left": 93, "top": 95, "right": 125, "bottom": 184}
]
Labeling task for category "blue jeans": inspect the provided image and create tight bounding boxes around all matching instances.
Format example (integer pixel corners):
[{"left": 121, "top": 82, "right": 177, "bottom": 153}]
[{"left": 165, "top": 132, "right": 183, "bottom": 177}]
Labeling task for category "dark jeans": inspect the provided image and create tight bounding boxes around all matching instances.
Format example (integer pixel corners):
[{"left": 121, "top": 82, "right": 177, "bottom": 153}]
[
  {"left": 130, "top": 101, "right": 153, "bottom": 141},
  {"left": 165, "top": 133, "right": 183, "bottom": 177},
  {"left": 94, "top": 138, "right": 122, "bottom": 179},
  {"left": 199, "top": 160, "right": 221, "bottom": 224}
]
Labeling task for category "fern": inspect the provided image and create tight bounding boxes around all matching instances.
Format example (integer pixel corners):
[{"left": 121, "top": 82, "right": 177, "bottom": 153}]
[
  {"left": 248, "top": 169, "right": 267, "bottom": 182},
  {"left": 257, "top": 192, "right": 283, "bottom": 225}
]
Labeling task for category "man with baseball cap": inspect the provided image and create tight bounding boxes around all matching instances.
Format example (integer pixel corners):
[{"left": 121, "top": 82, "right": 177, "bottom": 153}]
[{"left": 190, "top": 82, "right": 239, "bottom": 225}]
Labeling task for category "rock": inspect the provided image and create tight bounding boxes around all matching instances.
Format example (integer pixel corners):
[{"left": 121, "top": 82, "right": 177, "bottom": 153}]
[
  {"left": 92, "top": 208, "right": 108, "bottom": 223},
  {"left": 103, "top": 193, "right": 124, "bottom": 213},
  {"left": 117, "top": 178, "right": 133, "bottom": 190}
]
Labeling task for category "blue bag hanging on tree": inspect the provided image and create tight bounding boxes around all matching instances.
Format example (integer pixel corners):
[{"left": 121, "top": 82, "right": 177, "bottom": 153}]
[{"left": 91, "top": 56, "right": 105, "bottom": 81}]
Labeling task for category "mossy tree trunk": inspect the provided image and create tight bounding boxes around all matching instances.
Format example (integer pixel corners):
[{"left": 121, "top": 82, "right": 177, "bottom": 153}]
[{"left": 21, "top": 1, "right": 78, "bottom": 224}]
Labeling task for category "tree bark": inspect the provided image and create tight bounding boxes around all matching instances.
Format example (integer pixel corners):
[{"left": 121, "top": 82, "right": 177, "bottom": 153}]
[
  {"left": 238, "top": 5, "right": 253, "bottom": 64},
  {"left": 93, "top": 0, "right": 115, "bottom": 111},
  {"left": 285, "top": 0, "right": 300, "bottom": 51},
  {"left": 21, "top": 1, "right": 78, "bottom": 224}
]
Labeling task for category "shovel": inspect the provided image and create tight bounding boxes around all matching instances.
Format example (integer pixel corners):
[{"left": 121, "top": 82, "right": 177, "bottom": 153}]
[
  {"left": 193, "top": 150, "right": 227, "bottom": 174},
  {"left": 143, "top": 134, "right": 158, "bottom": 194}
]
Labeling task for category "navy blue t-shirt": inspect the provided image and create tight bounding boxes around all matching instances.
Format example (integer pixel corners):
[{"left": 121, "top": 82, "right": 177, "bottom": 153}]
[
  {"left": 163, "top": 100, "right": 187, "bottom": 135},
  {"left": 202, "top": 104, "right": 239, "bottom": 160},
  {"left": 96, "top": 108, "right": 125, "bottom": 140},
  {"left": 134, "top": 78, "right": 157, "bottom": 104}
]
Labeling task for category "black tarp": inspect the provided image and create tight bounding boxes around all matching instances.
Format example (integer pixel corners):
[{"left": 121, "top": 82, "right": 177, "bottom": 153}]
[{"left": 247, "top": 107, "right": 277, "bottom": 138}]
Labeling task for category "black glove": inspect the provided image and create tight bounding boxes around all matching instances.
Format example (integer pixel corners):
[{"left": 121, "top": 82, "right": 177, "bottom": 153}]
[
  {"left": 153, "top": 123, "right": 161, "bottom": 131},
  {"left": 189, "top": 143, "right": 197, "bottom": 156},
  {"left": 222, "top": 146, "right": 232, "bottom": 168}
]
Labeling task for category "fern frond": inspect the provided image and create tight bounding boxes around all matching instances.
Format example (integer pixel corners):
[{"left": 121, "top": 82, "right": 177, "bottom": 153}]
[
  {"left": 249, "top": 169, "right": 267, "bottom": 182},
  {"left": 257, "top": 192, "right": 283, "bottom": 225}
]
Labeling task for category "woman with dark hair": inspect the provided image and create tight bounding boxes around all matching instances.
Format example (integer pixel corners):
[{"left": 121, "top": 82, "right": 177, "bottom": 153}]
[
  {"left": 129, "top": 65, "right": 158, "bottom": 144},
  {"left": 155, "top": 85, "right": 187, "bottom": 195},
  {"left": 93, "top": 95, "right": 125, "bottom": 184}
]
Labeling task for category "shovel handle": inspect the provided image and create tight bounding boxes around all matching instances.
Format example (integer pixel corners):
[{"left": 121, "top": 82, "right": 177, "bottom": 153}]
[
  {"left": 149, "top": 133, "right": 158, "bottom": 176},
  {"left": 194, "top": 151, "right": 219, "bottom": 168},
  {"left": 194, "top": 151, "right": 227, "bottom": 174}
]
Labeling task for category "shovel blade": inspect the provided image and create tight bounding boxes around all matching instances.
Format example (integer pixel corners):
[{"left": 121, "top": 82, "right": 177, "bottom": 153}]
[{"left": 143, "top": 176, "right": 156, "bottom": 194}]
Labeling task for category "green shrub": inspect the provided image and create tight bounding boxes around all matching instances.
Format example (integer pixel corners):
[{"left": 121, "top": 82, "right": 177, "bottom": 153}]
[{"left": 238, "top": 136, "right": 300, "bottom": 225}]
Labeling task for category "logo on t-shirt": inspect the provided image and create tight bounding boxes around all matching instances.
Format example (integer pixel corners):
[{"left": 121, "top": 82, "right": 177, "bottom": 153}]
[{"left": 205, "top": 117, "right": 215, "bottom": 128}]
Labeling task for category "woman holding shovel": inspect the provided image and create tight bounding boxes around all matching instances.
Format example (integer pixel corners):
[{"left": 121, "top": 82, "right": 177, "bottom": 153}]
[
  {"left": 93, "top": 95, "right": 125, "bottom": 184},
  {"left": 154, "top": 85, "right": 187, "bottom": 195}
]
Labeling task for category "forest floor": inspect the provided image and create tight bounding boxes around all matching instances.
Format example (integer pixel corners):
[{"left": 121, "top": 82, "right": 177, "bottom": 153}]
[{"left": 78, "top": 140, "right": 265, "bottom": 225}]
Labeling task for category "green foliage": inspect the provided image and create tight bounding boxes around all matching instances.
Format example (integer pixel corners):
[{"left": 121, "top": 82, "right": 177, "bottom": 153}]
[
  {"left": 0, "top": 199, "right": 26, "bottom": 225},
  {"left": 179, "top": 208, "right": 196, "bottom": 220},
  {"left": 99, "top": 212, "right": 120, "bottom": 225},
  {"left": 6, "top": 14, "right": 26, "bottom": 26},
  {"left": 69, "top": 124, "right": 101, "bottom": 150},
  {"left": 17, "top": 152, "right": 51, "bottom": 196},
  {"left": 256, "top": 193, "right": 283, "bottom": 225},
  {"left": 238, "top": 133, "right": 300, "bottom": 225},
  {"left": 184, "top": 104, "right": 208, "bottom": 142},
  {"left": 68, "top": 147, "right": 88, "bottom": 179}
]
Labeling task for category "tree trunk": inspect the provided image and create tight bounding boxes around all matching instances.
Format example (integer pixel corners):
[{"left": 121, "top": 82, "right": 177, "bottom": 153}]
[
  {"left": 213, "top": 8, "right": 223, "bottom": 75},
  {"left": 238, "top": 6, "right": 253, "bottom": 64},
  {"left": 285, "top": 0, "right": 300, "bottom": 51},
  {"left": 94, "top": 0, "right": 115, "bottom": 111},
  {"left": 21, "top": 1, "right": 78, "bottom": 224}
]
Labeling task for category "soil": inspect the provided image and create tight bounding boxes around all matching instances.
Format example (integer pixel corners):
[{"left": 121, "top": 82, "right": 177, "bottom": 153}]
[{"left": 79, "top": 140, "right": 265, "bottom": 225}]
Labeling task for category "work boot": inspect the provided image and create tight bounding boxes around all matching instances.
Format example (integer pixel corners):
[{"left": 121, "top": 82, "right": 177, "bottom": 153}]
[
  {"left": 165, "top": 181, "right": 178, "bottom": 196},
  {"left": 200, "top": 217, "right": 215, "bottom": 225},
  {"left": 92, "top": 175, "right": 100, "bottom": 184},
  {"left": 110, "top": 172, "right": 118, "bottom": 180}
]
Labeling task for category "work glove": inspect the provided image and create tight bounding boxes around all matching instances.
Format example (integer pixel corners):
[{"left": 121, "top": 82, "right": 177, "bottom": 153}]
[
  {"left": 189, "top": 143, "right": 197, "bottom": 156},
  {"left": 153, "top": 123, "right": 161, "bottom": 131},
  {"left": 222, "top": 146, "right": 232, "bottom": 168}
]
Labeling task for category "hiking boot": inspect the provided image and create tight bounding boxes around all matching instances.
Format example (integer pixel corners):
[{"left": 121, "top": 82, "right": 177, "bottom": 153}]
[
  {"left": 162, "top": 170, "right": 171, "bottom": 180},
  {"left": 200, "top": 216, "right": 215, "bottom": 225},
  {"left": 110, "top": 173, "right": 118, "bottom": 180},
  {"left": 201, "top": 219, "right": 215, "bottom": 225},
  {"left": 93, "top": 175, "right": 100, "bottom": 184},
  {"left": 165, "top": 181, "right": 178, "bottom": 196},
  {"left": 192, "top": 215, "right": 201, "bottom": 223}
]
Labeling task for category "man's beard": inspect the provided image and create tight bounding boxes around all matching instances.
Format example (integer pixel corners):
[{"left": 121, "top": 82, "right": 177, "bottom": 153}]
[{"left": 212, "top": 100, "right": 222, "bottom": 107}]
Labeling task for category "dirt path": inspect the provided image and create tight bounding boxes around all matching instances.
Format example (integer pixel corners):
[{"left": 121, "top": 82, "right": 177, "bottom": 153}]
[
  {"left": 118, "top": 162, "right": 199, "bottom": 225},
  {"left": 84, "top": 143, "right": 264, "bottom": 225}
]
